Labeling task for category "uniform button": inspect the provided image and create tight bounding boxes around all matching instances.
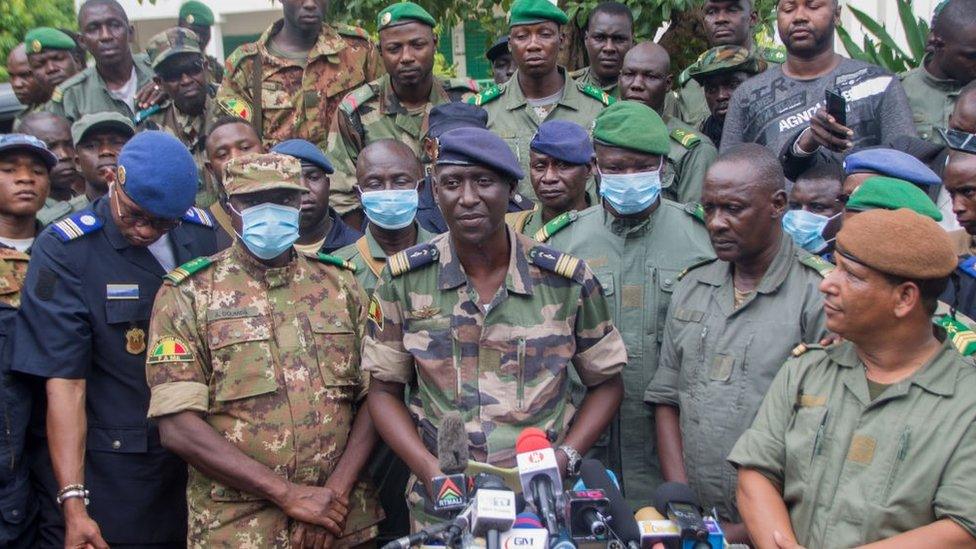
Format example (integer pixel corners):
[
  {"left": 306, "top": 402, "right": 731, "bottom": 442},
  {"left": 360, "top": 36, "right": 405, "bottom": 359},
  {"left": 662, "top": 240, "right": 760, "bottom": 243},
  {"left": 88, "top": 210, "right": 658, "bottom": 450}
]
[
  {"left": 334, "top": 321, "right": 342, "bottom": 327},
  {"left": 11, "top": 510, "right": 18, "bottom": 517},
  {"left": 665, "top": 278, "right": 672, "bottom": 285},
  {"left": 112, "top": 440, "right": 121, "bottom": 450},
  {"left": 233, "top": 331, "right": 241, "bottom": 337},
  {"left": 316, "top": 323, "right": 324, "bottom": 330}
]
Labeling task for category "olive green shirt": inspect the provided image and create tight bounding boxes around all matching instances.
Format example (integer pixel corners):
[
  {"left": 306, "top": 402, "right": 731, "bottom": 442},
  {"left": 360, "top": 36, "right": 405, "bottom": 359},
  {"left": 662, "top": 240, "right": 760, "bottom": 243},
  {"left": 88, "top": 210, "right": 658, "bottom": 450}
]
[
  {"left": 663, "top": 115, "right": 717, "bottom": 205},
  {"left": 36, "top": 195, "right": 90, "bottom": 227},
  {"left": 729, "top": 339, "right": 976, "bottom": 547},
  {"left": 333, "top": 223, "right": 434, "bottom": 295},
  {"left": 900, "top": 63, "right": 961, "bottom": 146},
  {"left": 546, "top": 201, "right": 715, "bottom": 507},
  {"left": 568, "top": 66, "right": 619, "bottom": 98},
  {"left": 45, "top": 53, "right": 154, "bottom": 123},
  {"left": 644, "top": 235, "right": 829, "bottom": 522}
]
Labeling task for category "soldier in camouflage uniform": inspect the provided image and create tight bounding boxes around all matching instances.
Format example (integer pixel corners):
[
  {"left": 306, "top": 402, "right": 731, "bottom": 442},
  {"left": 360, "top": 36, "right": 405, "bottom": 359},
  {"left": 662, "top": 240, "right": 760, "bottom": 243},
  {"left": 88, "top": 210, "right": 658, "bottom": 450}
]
[
  {"left": 683, "top": 46, "right": 766, "bottom": 149},
  {"left": 328, "top": 2, "right": 478, "bottom": 220},
  {"left": 620, "top": 43, "right": 718, "bottom": 204},
  {"left": 146, "top": 153, "right": 382, "bottom": 548},
  {"left": 363, "top": 127, "right": 626, "bottom": 529},
  {"left": 569, "top": 2, "right": 634, "bottom": 98},
  {"left": 546, "top": 102, "right": 715, "bottom": 508},
  {"left": 215, "top": 0, "right": 382, "bottom": 152},
  {"left": 178, "top": 1, "right": 225, "bottom": 85},
  {"left": 472, "top": 0, "right": 614, "bottom": 200},
  {"left": 138, "top": 27, "right": 220, "bottom": 208}
]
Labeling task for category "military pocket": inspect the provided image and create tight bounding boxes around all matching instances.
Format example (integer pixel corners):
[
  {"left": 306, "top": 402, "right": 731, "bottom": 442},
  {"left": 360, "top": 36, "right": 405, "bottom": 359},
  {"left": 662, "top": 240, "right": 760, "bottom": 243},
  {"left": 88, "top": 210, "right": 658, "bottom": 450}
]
[
  {"left": 260, "top": 83, "right": 291, "bottom": 110},
  {"left": 708, "top": 354, "right": 737, "bottom": 382},
  {"left": 882, "top": 428, "right": 911, "bottom": 503},
  {"left": 309, "top": 314, "right": 359, "bottom": 387},
  {"left": 653, "top": 269, "right": 681, "bottom": 340},
  {"left": 209, "top": 317, "right": 278, "bottom": 402},
  {"left": 594, "top": 271, "right": 615, "bottom": 299},
  {"left": 785, "top": 405, "right": 828, "bottom": 484}
]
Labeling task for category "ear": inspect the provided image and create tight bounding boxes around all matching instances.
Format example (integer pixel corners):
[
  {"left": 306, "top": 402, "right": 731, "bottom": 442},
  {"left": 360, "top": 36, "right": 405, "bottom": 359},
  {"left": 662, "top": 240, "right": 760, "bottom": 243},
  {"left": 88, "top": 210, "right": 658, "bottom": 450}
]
[
  {"left": 891, "top": 281, "right": 922, "bottom": 319},
  {"left": 769, "top": 188, "right": 789, "bottom": 217},
  {"left": 665, "top": 73, "right": 674, "bottom": 89},
  {"left": 749, "top": 8, "right": 759, "bottom": 28},
  {"left": 127, "top": 24, "right": 136, "bottom": 43},
  {"left": 927, "top": 32, "right": 944, "bottom": 53}
]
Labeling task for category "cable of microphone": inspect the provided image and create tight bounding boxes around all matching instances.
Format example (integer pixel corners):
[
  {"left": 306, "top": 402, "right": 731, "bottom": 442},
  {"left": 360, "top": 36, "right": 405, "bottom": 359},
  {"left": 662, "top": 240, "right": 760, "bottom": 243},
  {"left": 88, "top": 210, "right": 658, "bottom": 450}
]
[
  {"left": 652, "top": 482, "right": 708, "bottom": 542},
  {"left": 433, "top": 412, "right": 470, "bottom": 513},
  {"left": 380, "top": 520, "right": 454, "bottom": 549},
  {"left": 578, "top": 459, "right": 640, "bottom": 547},
  {"left": 516, "top": 428, "right": 563, "bottom": 538}
]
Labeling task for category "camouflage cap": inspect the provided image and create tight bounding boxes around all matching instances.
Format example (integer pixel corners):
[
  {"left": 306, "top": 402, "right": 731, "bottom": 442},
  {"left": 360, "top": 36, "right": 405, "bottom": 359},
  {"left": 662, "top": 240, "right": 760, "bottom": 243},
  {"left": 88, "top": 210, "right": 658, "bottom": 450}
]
[
  {"left": 179, "top": 1, "right": 215, "bottom": 26},
  {"left": 222, "top": 153, "right": 307, "bottom": 197},
  {"left": 377, "top": 2, "right": 436, "bottom": 30},
  {"left": 686, "top": 46, "right": 766, "bottom": 85},
  {"left": 24, "top": 27, "right": 76, "bottom": 54},
  {"left": 146, "top": 27, "right": 202, "bottom": 70}
]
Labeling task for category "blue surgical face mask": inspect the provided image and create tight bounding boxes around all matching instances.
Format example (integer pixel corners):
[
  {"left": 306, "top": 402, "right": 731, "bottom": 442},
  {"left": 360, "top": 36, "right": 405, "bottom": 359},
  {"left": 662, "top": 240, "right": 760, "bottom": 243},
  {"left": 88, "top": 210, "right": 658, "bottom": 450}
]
[
  {"left": 360, "top": 188, "right": 419, "bottom": 230},
  {"left": 782, "top": 209, "right": 838, "bottom": 253},
  {"left": 231, "top": 203, "right": 301, "bottom": 260},
  {"left": 598, "top": 168, "right": 662, "bottom": 216}
]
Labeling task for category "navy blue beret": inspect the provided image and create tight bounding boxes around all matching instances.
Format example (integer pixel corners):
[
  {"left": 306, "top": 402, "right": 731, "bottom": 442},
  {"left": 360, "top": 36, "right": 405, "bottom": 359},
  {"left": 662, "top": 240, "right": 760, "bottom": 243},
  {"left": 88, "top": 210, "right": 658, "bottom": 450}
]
[
  {"left": 117, "top": 131, "right": 198, "bottom": 219},
  {"left": 437, "top": 127, "right": 524, "bottom": 181},
  {"left": 486, "top": 36, "right": 510, "bottom": 62},
  {"left": 271, "top": 139, "right": 335, "bottom": 174},
  {"left": 0, "top": 133, "right": 58, "bottom": 170},
  {"left": 530, "top": 120, "right": 594, "bottom": 165},
  {"left": 427, "top": 103, "right": 488, "bottom": 139},
  {"left": 843, "top": 148, "right": 940, "bottom": 186}
]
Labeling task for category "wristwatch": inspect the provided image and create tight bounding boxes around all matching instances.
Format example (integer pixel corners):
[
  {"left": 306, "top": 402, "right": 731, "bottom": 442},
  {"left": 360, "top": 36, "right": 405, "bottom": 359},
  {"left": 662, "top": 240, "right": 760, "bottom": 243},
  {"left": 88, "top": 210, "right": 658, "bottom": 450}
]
[{"left": 558, "top": 445, "right": 582, "bottom": 476}]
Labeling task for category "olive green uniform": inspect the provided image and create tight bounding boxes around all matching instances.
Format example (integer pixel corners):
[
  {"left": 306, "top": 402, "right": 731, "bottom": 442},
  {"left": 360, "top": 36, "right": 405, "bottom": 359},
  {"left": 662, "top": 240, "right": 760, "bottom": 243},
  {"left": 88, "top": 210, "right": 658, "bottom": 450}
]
[
  {"left": 334, "top": 223, "right": 435, "bottom": 295},
  {"left": 662, "top": 115, "right": 716, "bottom": 204},
  {"left": 729, "top": 339, "right": 976, "bottom": 547},
  {"left": 644, "top": 236, "right": 829, "bottom": 522},
  {"left": 470, "top": 69, "right": 613, "bottom": 199},
  {"left": 505, "top": 208, "right": 586, "bottom": 244},
  {"left": 900, "top": 63, "right": 961, "bottom": 145},
  {"left": 36, "top": 195, "right": 90, "bottom": 226},
  {"left": 327, "top": 75, "right": 479, "bottom": 215},
  {"left": 45, "top": 54, "right": 154, "bottom": 123},
  {"left": 546, "top": 202, "right": 715, "bottom": 507},
  {"left": 12, "top": 103, "right": 44, "bottom": 131},
  {"left": 568, "top": 66, "right": 618, "bottom": 98}
]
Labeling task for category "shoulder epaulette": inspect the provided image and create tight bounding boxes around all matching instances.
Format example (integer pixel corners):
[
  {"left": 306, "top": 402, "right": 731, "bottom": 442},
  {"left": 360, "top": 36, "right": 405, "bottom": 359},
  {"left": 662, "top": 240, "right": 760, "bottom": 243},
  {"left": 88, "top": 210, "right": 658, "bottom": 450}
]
[
  {"left": 469, "top": 84, "right": 502, "bottom": 107},
  {"left": 935, "top": 314, "right": 976, "bottom": 356},
  {"left": 224, "top": 42, "right": 259, "bottom": 72},
  {"left": 340, "top": 82, "right": 378, "bottom": 115},
  {"left": 313, "top": 252, "right": 357, "bottom": 273},
  {"left": 0, "top": 247, "right": 30, "bottom": 262},
  {"left": 578, "top": 82, "right": 615, "bottom": 106},
  {"left": 958, "top": 256, "right": 976, "bottom": 278},
  {"left": 798, "top": 252, "right": 835, "bottom": 277},
  {"left": 528, "top": 244, "right": 584, "bottom": 282},
  {"left": 506, "top": 210, "right": 534, "bottom": 234},
  {"left": 677, "top": 256, "right": 718, "bottom": 280},
  {"left": 759, "top": 46, "right": 786, "bottom": 64},
  {"left": 670, "top": 127, "right": 702, "bottom": 149},
  {"left": 388, "top": 242, "right": 439, "bottom": 277},
  {"left": 446, "top": 77, "right": 480, "bottom": 94},
  {"left": 50, "top": 86, "right": 64, "bottom": 103},
  {"left": 534, "top": 210, "right": 578, "bottom": 243},
  {"left": 336, "top": 23, "right": 371, "bottom": 41},
  {"left": 683, "top": 202, "right": 706, "bottom": 223},
  {"left": 791, "top": 343, "right": 825, "bottom": 358},
  {"left": 52, "top": 70, "right": 88, "bottom": 101},
  {"left": 568, "top": 67, "right": 586, "bottom": 79},
  {"left": 134, "top": 103, "right": 163, "bottom": 125},
  {"left": 164, "top": 256, "right": 213, "bottom": 285},
  {"left": 181, "top": 207, "right": 214, "bottom": 228},
  {"left": 51, "top": 212, "right": 103, "bottom": 242}
]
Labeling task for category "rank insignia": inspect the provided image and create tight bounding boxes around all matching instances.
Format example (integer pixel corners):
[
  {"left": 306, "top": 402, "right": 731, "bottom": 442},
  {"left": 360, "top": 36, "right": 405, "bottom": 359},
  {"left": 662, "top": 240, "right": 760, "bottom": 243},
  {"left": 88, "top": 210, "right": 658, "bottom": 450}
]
[
  {"left": 368, "top": 295, "right": 384, "bottom": 332},
  {"left": 117, "top": 165, "right": 126, "bottom": 185},
  {"left": 185, "top": 14, "right": 195, "bottom": 24},
  {"left": 146, "top": 336, "right": 194, "bottom": 364},
  {"left": 125, "top": 327, "right": 147, "bottom": 355},
  {"left": 31, "top": 40, "right": 42, "bottom": 53},
  {"left": 381, "top": 12, "right": 392, "bottom": 26}
]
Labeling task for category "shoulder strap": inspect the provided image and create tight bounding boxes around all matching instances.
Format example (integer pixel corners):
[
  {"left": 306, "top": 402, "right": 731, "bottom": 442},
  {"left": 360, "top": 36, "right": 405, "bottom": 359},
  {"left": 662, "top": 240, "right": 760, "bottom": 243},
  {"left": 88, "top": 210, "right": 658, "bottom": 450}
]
[
  {"left": 578, "top": 82, "right": 615, "bottom": 106},
  {"left": 533, "top": 210, "right": 577, "bottom": 243},
  {"left": 506, "top": 210, "right": 534, "bottom": 234},
  {"left": 181, "top": 207, "right": 215, "bottom": 228},
  {"left": 164, "top": 256, "right": 213, "bottom": 285},
  {"left": 469, "top": 84, "right": 502, "bottom": 107},
  {"left": 670, "top": 127, "right": 702, "bottom": 149},
  {"left": 958, "top": 256, "right": 976, "bottom": 278},
  {"left": 683, "top": 202, "right": 706, "bottom": 223},
  {"left": 790, "top": 343, "right": 825, "bottom": 357},
  {"left": 336, "top": 23, "right": 370, "bottom": 40},
  {"left": 388, "top": 242, "right": 439, "bottom": 277},
  {"left": 527, "top": 244, "right": 585, "bottom": 283},
  {"left": 355, "top": 237, "right": 384, "bottom": 278},
  {"left": 51, "top": 212, "right": 103, "bottom": 242},
  {"left": 798, "top": 252, "right": 835, "bottom": 277},
  {"left": 447, "top": 77, "right": 481, "bottom": 94},
  {"left": 677, "top": 256, "right": 718, "bottom": 280},
  {"left": 340, "top": 82, "right": 378, "bottom": 115},
  {"left": 934, "top": 314, "right": 976, "bottom": 356}
]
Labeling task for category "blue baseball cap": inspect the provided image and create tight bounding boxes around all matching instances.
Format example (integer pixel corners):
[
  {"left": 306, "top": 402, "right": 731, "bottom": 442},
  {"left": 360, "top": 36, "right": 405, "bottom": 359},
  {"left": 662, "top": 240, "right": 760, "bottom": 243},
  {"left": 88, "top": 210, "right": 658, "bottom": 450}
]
[
  {"left": 271, "top": 139, "right": 335, "bottom": 174},
  {"left": 117, "top": 131, "right": 198, "bottom": 219},
  {"left": 0, "top": 133, "right": 58, "bottom": 170},
  {"left": 530, "top": 120, "right": 594, "bottom": 165},
  {"left": 437, "top": 127, "right": 524, "bottom": 181},
  {"left": 843, "top": 148, "right": 941, "bottom": 187}
]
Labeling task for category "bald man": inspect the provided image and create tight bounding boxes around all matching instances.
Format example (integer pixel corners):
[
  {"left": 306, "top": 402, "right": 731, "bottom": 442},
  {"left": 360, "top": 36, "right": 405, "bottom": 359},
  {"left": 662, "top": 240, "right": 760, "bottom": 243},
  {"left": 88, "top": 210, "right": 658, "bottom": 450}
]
[
  {"left": 8, "top": 44, "right": 47, "bottom": 128},
  {"left": 18, "top": 112, "right": 89, "bottom": 226},
  {"left": 620, "top": 42, "right": 717, "bottom": 204}
]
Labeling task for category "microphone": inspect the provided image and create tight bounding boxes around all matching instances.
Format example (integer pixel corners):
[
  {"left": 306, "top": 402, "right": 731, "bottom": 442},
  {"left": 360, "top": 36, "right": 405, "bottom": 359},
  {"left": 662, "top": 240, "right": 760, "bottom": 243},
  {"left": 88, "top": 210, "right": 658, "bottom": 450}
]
[
  {"left": 433, "top": 412, "right": 470, "bottom": 513},
  {"left": 515, "top": 428, "right": 563, "bottom": 537},
  {"left": 579, "top": 459, "right": 640, "bottom": 548},
  {"left": 469, "top": 474, "right": 517, "bottom": 549},
  {"left": 635, "top": 505, "right": 727, "bottom": 549},
  {"left": 499, "top": 512, "right": 550, "bottom": 549},
  {"left": 564, "top": 490, "right": 610, "bottom": 540},
  {"left": 380, "top": 521, "right": 454, "bottom": 549},
  {"left": 652, "top": 483, "right": 708, "bottom": 543}
]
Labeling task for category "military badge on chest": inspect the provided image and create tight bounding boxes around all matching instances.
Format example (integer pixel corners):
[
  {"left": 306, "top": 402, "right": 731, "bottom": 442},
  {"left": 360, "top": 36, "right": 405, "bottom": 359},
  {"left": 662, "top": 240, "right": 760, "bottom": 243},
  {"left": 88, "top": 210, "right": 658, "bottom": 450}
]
[{"left": 125, "top": 327, "right": 147, "bottom": 355}]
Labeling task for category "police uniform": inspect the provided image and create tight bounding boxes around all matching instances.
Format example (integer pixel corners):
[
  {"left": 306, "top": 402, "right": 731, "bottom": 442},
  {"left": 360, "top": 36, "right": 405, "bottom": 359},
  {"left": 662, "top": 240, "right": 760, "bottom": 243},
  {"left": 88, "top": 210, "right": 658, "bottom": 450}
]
[
  {"left": 900, "top": 61, "right": 962, "bottom": 145},
  {"left": 11, "top": 133, "right": 218, "bottom": 546},
  {"left": 46, "top": 54, "right": 154, "bottom": 123}
]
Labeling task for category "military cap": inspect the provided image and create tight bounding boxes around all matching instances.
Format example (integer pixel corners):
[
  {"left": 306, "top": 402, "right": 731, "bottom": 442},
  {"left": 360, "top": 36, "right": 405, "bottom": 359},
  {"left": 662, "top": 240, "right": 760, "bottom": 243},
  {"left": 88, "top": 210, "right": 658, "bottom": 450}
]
[
  {"left": 437, "top": 127, "right": 524, "bottom": 181},
  {"left": 836, "top": 208, "right": 956, "bottom": 279},
  {"left": 845, "top": 176, "right": 942, "bottom": 221},
  {"left": 24, "top": 27, "right": 76, "bottom": 54},
  {"left": 593, "top": 101, "right": 670, "bottom": 156},
  {"left": 427, "top": 102, "right": 488, "bottom": 139},
  {"left": 486, "top": 36, "right": 510, "bottom": 62},
  {"left": 117, "top": 131, "right": 198, "bottom": 219},
  {"left": 271, "top": 139, "right": 335, "bottom": 174},
  {"left": 530, "top": 120, "right": 594, "bottom": 165},
  {"left": 843, "top": 148, "right": 941, "bottom": 186},
  {"left": 508, "top": 0, "right": 569, "bottom": 28},
  {"left": 378, "top": 2, "right": 436, "bottom": 30},
  {"left": 146, "top": 27, "right": 202, "bottom": 70},
  {"left": 687, "top": 46, "right": 766, "bottom": 84},
  {"left": 0, "top": 133, "right": 58, "bottom": 170},
  {"left": 178, "top": 1, "right": 214, "bottom": 26},
  {"left": 71, "top": 112, "right": 135, "bottom": 146},
  {"left": 223, "top": 153, "right": 307, "bottom": 196}
]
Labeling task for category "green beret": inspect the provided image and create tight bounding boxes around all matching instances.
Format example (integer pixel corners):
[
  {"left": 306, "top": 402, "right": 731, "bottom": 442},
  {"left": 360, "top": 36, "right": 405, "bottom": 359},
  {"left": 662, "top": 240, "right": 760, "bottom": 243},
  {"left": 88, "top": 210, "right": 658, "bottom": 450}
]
[
  {"left": 836, "top": 208, "right": 956, "bottom": 279},
  {"left": 508, "top": 0, "right": 569, "bottom": 28},
  {"left": 24, "top": 27, "right": 76, "bottom": 54},
  {"left": 845, "top": 176, "right": 942, "bottom": 221},
  {"left": 593, "top": 101, "right": 670, "bottom": 156},
  {"left": 179, "top": 1, "right": 214, "bottom": 26},
  {"left": 378, "top": 2, "right": 436, "bottom": 30},
  {"left": 687, "top": 45, "right": 767, "bottom": 85}
]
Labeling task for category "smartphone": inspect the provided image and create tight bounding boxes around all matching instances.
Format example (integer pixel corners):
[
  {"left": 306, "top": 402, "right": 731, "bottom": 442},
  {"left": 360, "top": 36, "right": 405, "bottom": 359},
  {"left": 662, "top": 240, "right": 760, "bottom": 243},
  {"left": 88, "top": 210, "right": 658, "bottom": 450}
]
[{"left": 825, "top": 88, "right": 847, "bottom": 127}]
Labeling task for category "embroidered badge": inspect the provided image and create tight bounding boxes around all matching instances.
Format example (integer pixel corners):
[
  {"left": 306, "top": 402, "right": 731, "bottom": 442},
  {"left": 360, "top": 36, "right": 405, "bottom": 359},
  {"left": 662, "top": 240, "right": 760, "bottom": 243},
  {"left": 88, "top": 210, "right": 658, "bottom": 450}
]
[
  {"left": 368, "top": 295, "right": 384, "bottom": 331},
  {"left": 146, "top": 336, "right": 194, "bottom": 364}
]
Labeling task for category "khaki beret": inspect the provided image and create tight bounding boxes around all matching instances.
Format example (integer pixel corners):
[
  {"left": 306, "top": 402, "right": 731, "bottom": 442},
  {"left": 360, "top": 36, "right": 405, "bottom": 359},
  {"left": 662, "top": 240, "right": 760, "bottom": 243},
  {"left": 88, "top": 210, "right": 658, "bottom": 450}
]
[{"left": 835, "top": 208, "right": 957, "bottom": 279}]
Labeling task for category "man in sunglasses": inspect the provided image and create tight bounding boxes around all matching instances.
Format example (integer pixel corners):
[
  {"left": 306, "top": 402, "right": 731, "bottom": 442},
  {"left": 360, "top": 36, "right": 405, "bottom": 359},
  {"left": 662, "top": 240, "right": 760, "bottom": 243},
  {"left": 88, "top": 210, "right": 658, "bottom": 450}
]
[
  {"left": 12, "top": 131, "right": 218, "bottom": 548},
  {"left": 137, "top": 27, "right": 218, "bottom": 209}
]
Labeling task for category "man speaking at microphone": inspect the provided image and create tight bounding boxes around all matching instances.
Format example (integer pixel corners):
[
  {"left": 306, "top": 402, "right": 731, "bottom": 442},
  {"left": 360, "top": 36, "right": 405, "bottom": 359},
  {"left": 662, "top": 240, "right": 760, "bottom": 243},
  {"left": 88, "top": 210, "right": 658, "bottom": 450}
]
[{"left": 363, "top": 127, "right": 626, "bottom": 530}]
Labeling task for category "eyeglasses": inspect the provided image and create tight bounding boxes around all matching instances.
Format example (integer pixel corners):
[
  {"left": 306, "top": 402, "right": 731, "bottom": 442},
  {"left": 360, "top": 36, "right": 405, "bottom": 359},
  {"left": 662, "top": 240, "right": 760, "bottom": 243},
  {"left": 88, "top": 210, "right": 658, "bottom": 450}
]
[
  {"left": 114, "top": 184, "right": 182, "bottom": 230},
  {"left": 940, "top": 128, "right": 976, "bottom": 154},
  {"left": 158, "top": 59, "right": 205, "bottom": 83}
]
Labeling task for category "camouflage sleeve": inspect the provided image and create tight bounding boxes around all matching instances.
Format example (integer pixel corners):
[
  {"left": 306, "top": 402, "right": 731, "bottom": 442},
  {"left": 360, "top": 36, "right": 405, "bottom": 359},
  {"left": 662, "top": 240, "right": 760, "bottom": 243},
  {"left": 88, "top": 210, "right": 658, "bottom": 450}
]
[
  {"left": 145, "top": 281, "right": 210, "bottom": 418},
  {"left": 571, "top": 264, "right": 626, "bottom": 387},
  {"left": 344, "top": 271, "right": 371, "bottom": 402},
  {"left": 676, "top": 139, "right": 717, "bottom": 204},
  {"left": 360, "top": 270, "right": 414, "bottom": 385},
  {"left": 643, "top": 295, "right": 682, "bottom": 407},
  {"left": 325, "top": 106, "right": 365, "bottom": 214},
  {"left": 213, "top": 51, "right": 255, "bottom": 122},
  {"left": 364, "top": 41, "right": 385, "bottom": 82}
]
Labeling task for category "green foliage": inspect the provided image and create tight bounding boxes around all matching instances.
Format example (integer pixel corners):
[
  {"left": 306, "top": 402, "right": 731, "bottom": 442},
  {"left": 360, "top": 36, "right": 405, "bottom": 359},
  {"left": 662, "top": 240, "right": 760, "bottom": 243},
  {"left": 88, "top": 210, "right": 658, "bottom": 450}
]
[
  {"left": 837, "top": 0, "right": 929, "bottom": 73},
  {"left": 0, "top": 0, "right": 77, "bottom": 81}
]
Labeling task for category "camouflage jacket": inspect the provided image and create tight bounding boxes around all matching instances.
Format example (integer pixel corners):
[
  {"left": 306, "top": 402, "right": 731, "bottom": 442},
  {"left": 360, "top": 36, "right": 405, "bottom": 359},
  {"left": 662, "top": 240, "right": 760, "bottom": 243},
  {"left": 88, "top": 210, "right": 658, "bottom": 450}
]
[
  {"left": 362, "top": 228, "right": 626, "bottom": 466},
  {"left": 46, "top": 53, "right": 155, "bottom": 123},
  {"left": 215, "top": 19, "right": 383, "bottom": 150},
  {"left": 146, "top": 244, "right": 382, "bottom": 546},
  {"left": 0, "top": 246, "right": 30, "bottom": 308},
  {"left": 327, "top": 75, "right": 479, "bottom": 215},
  {"left": 205, "top": 54, "right": 224, "bottom": 85}
]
